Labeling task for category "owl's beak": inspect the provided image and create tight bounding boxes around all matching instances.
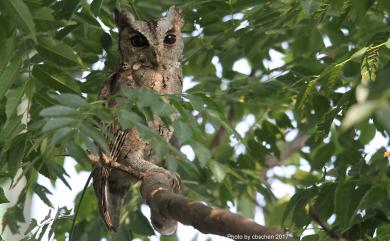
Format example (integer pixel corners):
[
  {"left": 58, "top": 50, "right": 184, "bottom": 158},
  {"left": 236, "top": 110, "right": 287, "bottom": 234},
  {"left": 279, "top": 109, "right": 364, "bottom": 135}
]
[{"left": 150, "top": 48, "right": 160, "bottom": 69}]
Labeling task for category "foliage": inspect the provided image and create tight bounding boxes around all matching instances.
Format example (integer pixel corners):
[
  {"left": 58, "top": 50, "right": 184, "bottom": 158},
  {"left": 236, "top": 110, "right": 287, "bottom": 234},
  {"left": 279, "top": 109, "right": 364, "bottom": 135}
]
[{"left": 0, "top": 0, "right": 390, "bottom": 240}]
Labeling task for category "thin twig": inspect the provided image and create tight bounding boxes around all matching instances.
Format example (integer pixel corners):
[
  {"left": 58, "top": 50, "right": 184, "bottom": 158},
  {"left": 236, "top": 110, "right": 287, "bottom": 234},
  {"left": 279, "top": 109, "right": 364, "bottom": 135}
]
[
  {"left": 265, "top": 132, "right": 308, "bottom": 167},
  {"left": 209, "top": 105, "right": 235, "bottom": 149},
  {"left": 69, "top": 171, "right": 94, "bottom": 241},
  {"left": 209, "top": 69, "right": 256, "bottom": 149},
  {"left": 308, "top": 206, "right": 346, "bottom": 241}
]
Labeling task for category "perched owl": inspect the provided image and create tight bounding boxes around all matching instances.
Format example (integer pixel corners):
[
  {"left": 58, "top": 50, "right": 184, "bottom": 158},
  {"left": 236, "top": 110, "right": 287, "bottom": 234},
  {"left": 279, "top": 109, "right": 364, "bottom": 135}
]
[{"left": 91, "top": 6, "right": 184, "bottom": 235}]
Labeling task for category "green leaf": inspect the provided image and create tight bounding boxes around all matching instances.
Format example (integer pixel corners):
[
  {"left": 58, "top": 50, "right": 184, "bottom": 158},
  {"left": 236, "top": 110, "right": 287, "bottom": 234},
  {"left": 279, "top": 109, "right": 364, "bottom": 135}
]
[
  {"left": 38, "top": 223, "right": 50, "bottom": 241},
  {"left": 135, "top": 88, "right": 167, "bottom": 114},
  {"left": 295, "top": 76, "right": 319, "bottom": 118},
  {"left": 53, "top": 0, "right": 80, "bottom": 19},
  {"left": 300, "top": 0, "right": 314, "bottom": 15},
  {"left": 208, "top": 160, "right": 226, "bottom": 182},
  {"left": 2, "top": 204, "right": 25, "bottom": 233},
  {"left": 0, "top": 33, "right": 16, "bottom": 72},
  {"left": 187, "top": 94, "right": 205, "bottom": 111},
  {"left": 80, "top": 123, "right": 109, "bottom": 153},
  {"left": 40, "top": 105, "right": 76, "bottom": 117},
  {"left": 358, "top": 185, "right": 387, "bottom": 209},
  {"left": 0, "top": 115, "right": 24, "bottom": 146},
  {"left": 172, "top": 120, "right": 192, "bottom": 143},
  {"left": 42, "top": 117, "right": 74, "bottom": 132},
  {"left": 37, "top": 37, "right": 82, "bottom": 66},
  {"left": 292, "top": 188, "right": 317, "bottom": 227},
  {"left": 129, "top": 210, "right": 155, "bottom": 236},
  {"left": 24, "top": 219, "right": 38, "bottom": 235},
  {"left": 2, "top": 0, "right": 36, "bottom": 42},
  {"left": 237, "top": 192, "right": 255, "bottom": 219},
  {"left": 0, "top": 53, "right": 23, "bottom": 102},
  {"left": 301, "top": 234, "right": 319, "bottom": 241},
  {"left": 386, "top": 37, "right": 390, "bottom": 49},
  {"left": 45, "top": 161, "right": 71, "bottom": 190},
  {"left": 32, "top": 65, "right": 80, "bottom": 93},
  {"left": 119, "top": 108, "right": 145, "bottom": 124},
  {"left": 110, "top": 225, "right": 132, "bottom": 241},
  {"left": 342, "top": 101, "right": 379, "bottom": 129},
  {"left": 376, "top": 103, "right": 390, "bottom": 133},
  {"left": 334, "top": 182, "right": 370, "bottom": 228},
  {"left": 358, "top": 122, "right": 376, "bottom": 144},
  {"left": 377, "top": 224, "right": 390, "bottom": 240},
  {"left": 165, "top": 154, "right": 178, "bottom": 172},
  {"left": 7, "top": 134, "right": 27, "bottom": 178},
  {"left": 312, "top": 143, "right": 334, "bottom": 170},
  {"left": 32, "top": 7, "right": 63, "bottom": 31},
  {"left": 0, "top": 187, "right": 9, "bottom": 204},
  {"left": 360, "top": 46, "right": 379, "bottom": 84},
  {"left": 206, "top": 109, "right": 243, "bottom": 143},
  {"left": 5, "top": 85, "right": 24, "bottom": 119},
  {"left": 33, "top": 183, "right": 54, "bottom": 208},
  {"left": 192, "top": 142, "right": 211, "bottom": 167},
  {"left": 350, "top": 47, "right": 368, "bottom": 60},
  {"left": 91, "top": 0, "right": 103, "bottom": 16},
  {"left": 51, "top": 127, "right": 74, "bottom": 146},
  {"left": 53, "top": 94, "right": 87, "bottom": 108},
  {"left": 66, "top": 141, "right": 89, "bottom": 167},
  {"left": 327, "top": 63, "right": 344, "bottom": 94},
  {"left": 282, "top": 187, "right": 317, "bottom": 227},
  {"left": 313, "top": 183, "right": 336, "bottom": 221}
]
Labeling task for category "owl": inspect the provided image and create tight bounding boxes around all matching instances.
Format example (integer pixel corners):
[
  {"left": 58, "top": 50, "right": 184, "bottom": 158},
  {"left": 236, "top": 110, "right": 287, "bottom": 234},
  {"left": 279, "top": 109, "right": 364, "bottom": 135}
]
[{"left": 91, "top": 6, "right": 184, "bottom": 235}]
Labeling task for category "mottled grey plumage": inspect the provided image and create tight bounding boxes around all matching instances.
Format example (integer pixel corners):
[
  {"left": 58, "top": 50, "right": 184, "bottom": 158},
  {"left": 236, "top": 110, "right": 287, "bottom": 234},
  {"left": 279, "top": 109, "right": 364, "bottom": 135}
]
[{"left": 91, "top": 6, "right": 184, "bottom": 235}]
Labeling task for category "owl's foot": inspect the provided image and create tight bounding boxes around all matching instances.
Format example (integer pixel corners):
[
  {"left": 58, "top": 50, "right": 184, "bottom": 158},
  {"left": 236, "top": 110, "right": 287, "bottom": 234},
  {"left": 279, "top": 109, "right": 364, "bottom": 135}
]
[{"left": 141, "top": 168, "right": 181, "bottom": 235}]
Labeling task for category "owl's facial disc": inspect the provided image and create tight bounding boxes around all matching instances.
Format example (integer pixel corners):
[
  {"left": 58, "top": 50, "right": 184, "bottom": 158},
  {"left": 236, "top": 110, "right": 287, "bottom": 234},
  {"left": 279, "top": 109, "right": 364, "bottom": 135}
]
[{"left": 116, "top": 6, "right": 184, "bottom": 68}]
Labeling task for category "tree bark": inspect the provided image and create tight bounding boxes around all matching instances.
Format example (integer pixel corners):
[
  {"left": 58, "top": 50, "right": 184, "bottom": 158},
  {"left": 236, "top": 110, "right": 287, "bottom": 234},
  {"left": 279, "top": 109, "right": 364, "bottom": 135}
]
[{"left": 124, "top": 165, "right": 296, "bottom": 241}]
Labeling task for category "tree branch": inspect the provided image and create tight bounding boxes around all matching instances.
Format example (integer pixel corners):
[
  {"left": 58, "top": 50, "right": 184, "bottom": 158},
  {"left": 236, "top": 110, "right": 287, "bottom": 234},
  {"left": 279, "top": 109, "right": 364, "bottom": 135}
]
[
  {"left": 110, "top": 161, "right": 295, "bottom": 241},
  {"left": 308, "top": 206, "right": 346, "bottom": 241},
  {"left": 265, "top": 131, "right": 308, "bottom": 168},
  {"left": 209, "top": 105, "right": 235, "bottom": 149},
  {"left": 209, "top": 68, "right": 256, "bottom": 150}
]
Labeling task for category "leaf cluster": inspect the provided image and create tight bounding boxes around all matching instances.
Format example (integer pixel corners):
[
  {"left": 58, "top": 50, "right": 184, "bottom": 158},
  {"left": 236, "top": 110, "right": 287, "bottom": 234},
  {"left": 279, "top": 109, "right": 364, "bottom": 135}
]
[{"left": 1, "top": 0, "right": 390, "bottom": 240}]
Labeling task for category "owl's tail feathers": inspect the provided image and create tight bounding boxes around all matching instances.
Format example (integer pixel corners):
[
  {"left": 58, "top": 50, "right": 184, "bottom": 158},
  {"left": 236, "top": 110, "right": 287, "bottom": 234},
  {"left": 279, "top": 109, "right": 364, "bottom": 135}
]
[
  {"left": 104, "top": 184, "right": 127, "bottom": 232},
  {"left": 93, "top": 167, "right": 126, "bottom": 232}
]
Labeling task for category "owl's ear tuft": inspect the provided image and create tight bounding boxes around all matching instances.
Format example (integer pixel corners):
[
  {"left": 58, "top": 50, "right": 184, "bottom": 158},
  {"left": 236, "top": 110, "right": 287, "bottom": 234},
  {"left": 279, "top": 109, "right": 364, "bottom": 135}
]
[
  {"left": 166, "top": 6, "right": 184, "bottom": 29},
  {"left": 114, "top": 7, "right": 136, "bottom": 29}
]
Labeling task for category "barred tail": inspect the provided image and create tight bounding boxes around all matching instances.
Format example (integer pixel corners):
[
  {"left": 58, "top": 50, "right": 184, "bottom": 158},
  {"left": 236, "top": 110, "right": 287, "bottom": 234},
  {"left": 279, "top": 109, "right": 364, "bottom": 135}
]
[{"left": 93, "top": 167, "right": 127, "bottom": 232}]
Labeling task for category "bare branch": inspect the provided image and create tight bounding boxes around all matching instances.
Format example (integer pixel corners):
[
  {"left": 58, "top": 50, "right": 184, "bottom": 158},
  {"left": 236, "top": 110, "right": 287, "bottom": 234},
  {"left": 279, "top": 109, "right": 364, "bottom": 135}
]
[
  {"left": 265, "top": 132, "right": 308, "bottom": 168},
  {"left": 308, "top": 206, "right": 346, "bottom": 241},
  {"left": 109, "top": 161, "right": 295, "bottom": 240},
  {"left": 209, "top": 105, "right": 235, "bottom": 149},
  {"left": 209, "top": 69, "right": 256, "bottom": 150},
  {"left": 79, "top": 154, "right": 294, "bottom": 239}
]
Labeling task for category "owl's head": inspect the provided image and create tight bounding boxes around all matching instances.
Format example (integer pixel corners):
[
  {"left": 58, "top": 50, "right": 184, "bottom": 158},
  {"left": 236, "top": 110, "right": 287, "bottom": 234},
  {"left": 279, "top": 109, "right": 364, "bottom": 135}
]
[{"left": 115, "top": 6, "right": 184, "bottom": 69}]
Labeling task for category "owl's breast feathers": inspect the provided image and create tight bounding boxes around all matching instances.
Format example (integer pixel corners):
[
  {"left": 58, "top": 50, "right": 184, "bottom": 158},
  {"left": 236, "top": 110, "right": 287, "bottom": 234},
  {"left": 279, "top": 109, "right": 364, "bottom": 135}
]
[{"left": 104, "top": 63, "right": 182, "bottom": 97}]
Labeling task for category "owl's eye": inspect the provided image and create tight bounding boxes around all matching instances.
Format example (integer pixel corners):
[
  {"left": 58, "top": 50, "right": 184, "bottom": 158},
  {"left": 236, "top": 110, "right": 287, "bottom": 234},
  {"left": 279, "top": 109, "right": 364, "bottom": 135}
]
[
  {"left": 130, "top": 35, "right": 148, "bottom": 47},
  {"left": 164, "top": 34, "right": 176, "bottom": 44}
]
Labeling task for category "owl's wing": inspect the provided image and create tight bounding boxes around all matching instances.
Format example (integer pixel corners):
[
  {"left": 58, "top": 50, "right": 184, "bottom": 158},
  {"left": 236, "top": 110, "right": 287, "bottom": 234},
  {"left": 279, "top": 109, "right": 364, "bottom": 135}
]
[
  {"left": 92, "top": 166, "right": 117, "bottom": 232},
  {"left": 92, "top": 127, "right": 129, "bottom": 232}
]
